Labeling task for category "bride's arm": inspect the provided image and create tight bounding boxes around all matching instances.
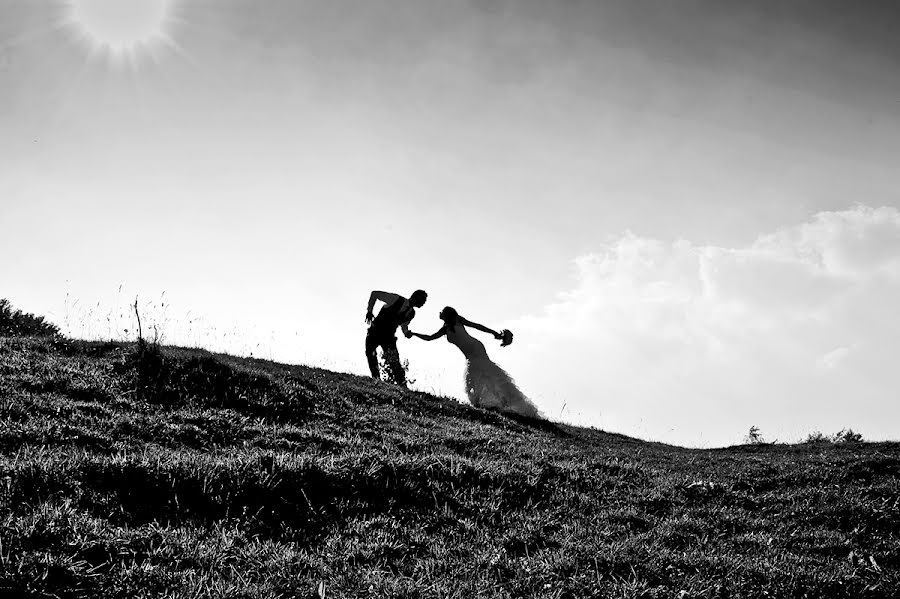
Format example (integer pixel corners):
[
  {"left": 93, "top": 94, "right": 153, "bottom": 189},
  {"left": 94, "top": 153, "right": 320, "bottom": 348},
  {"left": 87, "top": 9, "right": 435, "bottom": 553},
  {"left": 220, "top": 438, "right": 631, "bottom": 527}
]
[
  {"left": 410, "top": 326, "right": 447, "bottom": 341},
  {"left": 458, "top": 316, "right": 502, "bottom": 339}
]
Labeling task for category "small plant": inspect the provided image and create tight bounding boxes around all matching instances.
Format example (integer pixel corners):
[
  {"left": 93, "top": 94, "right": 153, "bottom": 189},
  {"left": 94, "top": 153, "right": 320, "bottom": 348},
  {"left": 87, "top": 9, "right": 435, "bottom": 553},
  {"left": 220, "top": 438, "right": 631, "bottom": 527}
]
[
  {"left": 833, "top": 428, "right": 863, "bottom": 444},
  {"left": 128, "top": 337, "right": 171, "bottom": 403},
  {"left": 0, "top": 298, "right": 61, "bottom": 337},
  {"left": 128, "top": 297, "right": 171, "bottom": 403},
  {"left": 744, "top": 425, "right": 766, "bottom": 445},
  {"left": 804, "top": 431, "right": 831, "bottom": 444},
  {"left": 401, "top": 358, "right": 416, "bottom": 387},
  {"left": 376, "top": 351, "right": 416, "bottom": 387},
  {"left": 803, "top": 429, "right": 864, "bottom": 444}
]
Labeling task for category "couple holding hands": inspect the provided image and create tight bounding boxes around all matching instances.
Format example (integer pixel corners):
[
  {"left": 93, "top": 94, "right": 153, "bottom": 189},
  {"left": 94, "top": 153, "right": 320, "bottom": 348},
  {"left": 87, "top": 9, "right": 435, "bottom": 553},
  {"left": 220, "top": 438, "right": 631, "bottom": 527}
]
[{"left": 365, "top": 289, "right": 539, "bottom": 418}]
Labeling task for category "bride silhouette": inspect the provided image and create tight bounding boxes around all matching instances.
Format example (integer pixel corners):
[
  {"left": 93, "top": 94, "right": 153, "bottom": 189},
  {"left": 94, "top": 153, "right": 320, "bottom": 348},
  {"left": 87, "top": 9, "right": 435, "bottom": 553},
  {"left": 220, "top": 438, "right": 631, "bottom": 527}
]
[{"left": 410, "top": 307, "right": 540, "bottom": 418}]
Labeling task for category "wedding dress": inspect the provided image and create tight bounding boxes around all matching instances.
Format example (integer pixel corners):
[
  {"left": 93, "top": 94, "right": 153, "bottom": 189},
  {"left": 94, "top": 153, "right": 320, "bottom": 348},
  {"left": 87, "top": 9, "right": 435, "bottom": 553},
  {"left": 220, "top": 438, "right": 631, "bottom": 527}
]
[{"left": 445, "top": 324, "right": 540, "bottom": 418}]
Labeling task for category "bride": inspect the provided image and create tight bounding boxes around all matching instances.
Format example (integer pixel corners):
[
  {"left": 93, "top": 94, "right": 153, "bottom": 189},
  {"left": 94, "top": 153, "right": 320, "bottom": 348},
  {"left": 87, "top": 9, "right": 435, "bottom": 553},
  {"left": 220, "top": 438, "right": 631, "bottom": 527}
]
[{"left": 409, "top": 307, "right": 540, "bottom": 418}]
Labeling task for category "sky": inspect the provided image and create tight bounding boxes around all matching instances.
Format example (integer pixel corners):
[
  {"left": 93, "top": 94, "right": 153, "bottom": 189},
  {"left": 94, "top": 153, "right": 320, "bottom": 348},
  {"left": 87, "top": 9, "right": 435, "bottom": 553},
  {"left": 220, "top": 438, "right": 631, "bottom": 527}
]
[{"left": 2, "top": 0, "right": 899, "bottom": 447}]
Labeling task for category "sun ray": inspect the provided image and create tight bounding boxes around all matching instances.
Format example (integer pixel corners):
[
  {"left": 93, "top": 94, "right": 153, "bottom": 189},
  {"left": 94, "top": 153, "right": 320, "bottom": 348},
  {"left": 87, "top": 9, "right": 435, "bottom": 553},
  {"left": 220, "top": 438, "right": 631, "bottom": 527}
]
[
  {"left": 155, "top": 31, "right": 194, "bottom": 66},
  {"left": 59, "top": 0, "right": 180, "bottom": 70}
]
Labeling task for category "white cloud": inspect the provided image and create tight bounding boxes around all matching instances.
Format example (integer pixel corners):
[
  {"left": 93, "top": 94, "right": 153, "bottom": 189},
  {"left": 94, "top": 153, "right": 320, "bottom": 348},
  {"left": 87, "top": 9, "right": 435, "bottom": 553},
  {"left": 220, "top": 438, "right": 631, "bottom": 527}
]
[
  {"left": 818, "top": 345, "right": 856, "bottom": 371},
  {"left": 507, "top": 206, "right": 900, "bottom": 446},
  {"left": 753, "top": 206, "right": 900, "bottom": 277}
]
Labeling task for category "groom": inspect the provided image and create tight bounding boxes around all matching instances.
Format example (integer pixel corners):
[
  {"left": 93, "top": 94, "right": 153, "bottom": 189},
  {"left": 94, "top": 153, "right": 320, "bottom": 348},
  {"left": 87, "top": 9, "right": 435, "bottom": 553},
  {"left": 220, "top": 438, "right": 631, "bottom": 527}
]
[{"left": 365, "top": 289, "right": 428, "bottom": 387}]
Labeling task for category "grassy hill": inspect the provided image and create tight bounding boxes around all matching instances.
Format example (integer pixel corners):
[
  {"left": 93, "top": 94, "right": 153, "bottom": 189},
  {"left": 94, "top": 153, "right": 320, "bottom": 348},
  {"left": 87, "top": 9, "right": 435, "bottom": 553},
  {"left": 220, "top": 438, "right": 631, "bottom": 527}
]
[{"left": 1, "top": 335, "right": 899, "bottom": 598}]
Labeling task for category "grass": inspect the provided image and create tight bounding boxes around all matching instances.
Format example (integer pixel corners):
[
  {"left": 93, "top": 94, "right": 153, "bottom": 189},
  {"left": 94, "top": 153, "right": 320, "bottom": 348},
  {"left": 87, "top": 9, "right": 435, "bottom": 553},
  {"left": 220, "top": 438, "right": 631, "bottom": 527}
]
[{"left": 1, "top": 335, "right": 899, "bottom": 598}]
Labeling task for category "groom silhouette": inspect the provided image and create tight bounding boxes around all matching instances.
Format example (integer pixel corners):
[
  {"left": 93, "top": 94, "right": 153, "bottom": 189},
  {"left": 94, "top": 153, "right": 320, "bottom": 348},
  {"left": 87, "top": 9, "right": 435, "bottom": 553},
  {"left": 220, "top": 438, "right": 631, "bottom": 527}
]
[{"left": 365, "top": 289, "right": 427, "bottom": 386}]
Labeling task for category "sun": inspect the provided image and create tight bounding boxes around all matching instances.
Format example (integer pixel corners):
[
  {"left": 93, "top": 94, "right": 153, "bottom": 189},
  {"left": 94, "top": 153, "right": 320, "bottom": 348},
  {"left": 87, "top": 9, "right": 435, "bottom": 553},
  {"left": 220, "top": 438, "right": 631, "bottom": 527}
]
[{"left": 62, "top": 0, "right": 176, "bottom": 62}]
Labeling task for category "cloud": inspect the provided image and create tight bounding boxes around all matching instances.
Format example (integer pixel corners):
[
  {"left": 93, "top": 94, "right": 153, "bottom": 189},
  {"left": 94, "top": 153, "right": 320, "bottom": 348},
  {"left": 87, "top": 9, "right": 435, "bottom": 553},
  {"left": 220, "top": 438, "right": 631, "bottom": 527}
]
[
  {"left": 508, "top": 206, "right": 900, "bottom": 446},
  {"left": 818, "top": 345, "right": 856, "bottom": 371},
  {"left": 751, "top": 205, "right": 900, "bottom": 277}
]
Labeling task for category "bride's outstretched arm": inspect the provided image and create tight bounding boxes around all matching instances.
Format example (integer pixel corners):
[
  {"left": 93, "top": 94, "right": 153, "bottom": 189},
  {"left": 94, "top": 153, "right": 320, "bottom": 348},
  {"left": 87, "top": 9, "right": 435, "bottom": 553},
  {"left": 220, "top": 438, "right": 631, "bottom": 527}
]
[
  {"left": 410, "top": 327, "right": 447, "bottom": 341},
  {"left": 458, "top": 316, "right": 502, "bottom": 339}
]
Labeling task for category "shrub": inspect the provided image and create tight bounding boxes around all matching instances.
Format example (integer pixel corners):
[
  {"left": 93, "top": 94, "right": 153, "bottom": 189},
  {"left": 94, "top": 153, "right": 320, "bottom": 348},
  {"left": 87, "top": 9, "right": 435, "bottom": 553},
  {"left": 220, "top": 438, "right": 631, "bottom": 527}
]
[
  {"left": 0, "top": 298, "right": 61, "bottom": 337},
  {"left": 804, "top": 431, "right": 831, "bottom": 444},
  {"left": 833, "top": 428, "right": 863, "bottom": 444},
  {"left": 128, "top": 338, "right": 172, "bottom": 403},
  {"left": 744, "top": 426, "right": 766, "bottom": 445},
  {"left": 375, "top": 352, "right": 416, "bottom": 387},
  {"left": 803, "top": 429, "right": 864, "bottom": 444}
]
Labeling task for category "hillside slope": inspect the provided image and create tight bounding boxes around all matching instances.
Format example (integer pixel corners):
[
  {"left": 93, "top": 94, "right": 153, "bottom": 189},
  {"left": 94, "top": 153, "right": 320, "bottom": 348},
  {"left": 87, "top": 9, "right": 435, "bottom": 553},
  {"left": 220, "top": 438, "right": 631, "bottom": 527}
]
[{"left": 1, "top": 336, "right": 899, "bottom": 598}]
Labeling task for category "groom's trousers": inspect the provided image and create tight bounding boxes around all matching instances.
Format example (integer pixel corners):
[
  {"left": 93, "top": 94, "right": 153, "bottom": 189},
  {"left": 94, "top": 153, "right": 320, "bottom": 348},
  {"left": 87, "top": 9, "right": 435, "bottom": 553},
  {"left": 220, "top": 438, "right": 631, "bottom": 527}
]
[{"left": 365, "top": 329, "right": 407, "bottom": 387}]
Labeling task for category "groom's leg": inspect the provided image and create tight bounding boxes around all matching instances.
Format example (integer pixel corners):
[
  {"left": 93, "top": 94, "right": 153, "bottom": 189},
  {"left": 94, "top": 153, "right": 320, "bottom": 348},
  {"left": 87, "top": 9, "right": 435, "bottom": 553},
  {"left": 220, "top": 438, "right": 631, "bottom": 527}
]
[
  {"left": 381, "top": 337, "right": 406, "bottom": 387},
  {"left": 365, "top": 331, "right": 381, "bottom": 380}
]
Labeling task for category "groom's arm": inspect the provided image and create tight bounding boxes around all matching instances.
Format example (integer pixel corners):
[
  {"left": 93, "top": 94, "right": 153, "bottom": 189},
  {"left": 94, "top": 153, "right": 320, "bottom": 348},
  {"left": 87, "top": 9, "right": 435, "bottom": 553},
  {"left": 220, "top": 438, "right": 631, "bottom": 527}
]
[
  {"left": 400, "top": 316, "right": 414, "bottom": 338},
  {"left": 366, "top": 290, "right": 401, "bottom": 322}
]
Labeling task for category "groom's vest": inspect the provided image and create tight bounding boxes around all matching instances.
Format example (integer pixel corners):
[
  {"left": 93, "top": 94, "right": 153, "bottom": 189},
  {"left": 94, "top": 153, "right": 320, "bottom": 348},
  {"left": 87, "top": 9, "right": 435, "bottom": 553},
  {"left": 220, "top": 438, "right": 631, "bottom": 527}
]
[{"left": 371, "top": 298, "right": 414, "bottom": 337}]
